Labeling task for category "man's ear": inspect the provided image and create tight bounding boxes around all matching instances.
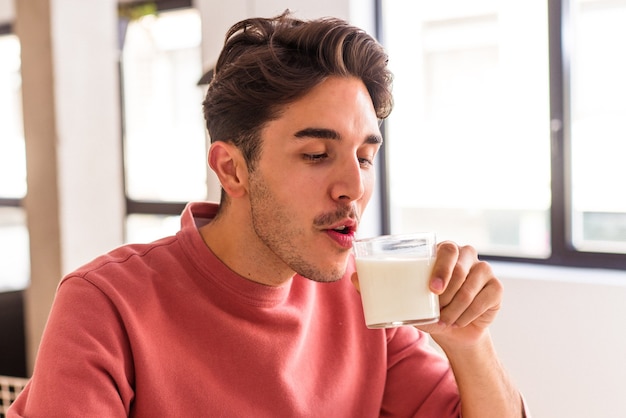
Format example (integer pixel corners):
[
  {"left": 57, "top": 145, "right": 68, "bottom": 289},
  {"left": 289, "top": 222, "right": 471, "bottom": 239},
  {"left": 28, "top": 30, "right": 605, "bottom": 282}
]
[{"left": 208, "top": 141, "right": 249, "bottom": 198}]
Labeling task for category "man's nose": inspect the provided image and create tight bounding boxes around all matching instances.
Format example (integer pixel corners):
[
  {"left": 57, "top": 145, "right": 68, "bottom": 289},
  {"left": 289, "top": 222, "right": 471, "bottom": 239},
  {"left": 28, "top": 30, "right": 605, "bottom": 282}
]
[{"left": 330, "top": 157, "right": 365, "bottom": 202}]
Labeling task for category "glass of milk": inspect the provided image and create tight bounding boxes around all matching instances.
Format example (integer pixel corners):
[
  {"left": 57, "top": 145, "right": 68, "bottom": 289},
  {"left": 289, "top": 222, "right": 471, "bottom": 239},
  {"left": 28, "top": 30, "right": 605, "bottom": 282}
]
[{"left": 353, "top": 233, "right": 439, "bottom": 329}]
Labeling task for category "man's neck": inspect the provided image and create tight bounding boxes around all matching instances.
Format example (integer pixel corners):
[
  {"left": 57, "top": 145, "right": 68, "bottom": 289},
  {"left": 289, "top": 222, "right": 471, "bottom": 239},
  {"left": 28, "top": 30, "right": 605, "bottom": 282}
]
[{"left": 198, "top": 209, "right": 296, "bottom": 287}]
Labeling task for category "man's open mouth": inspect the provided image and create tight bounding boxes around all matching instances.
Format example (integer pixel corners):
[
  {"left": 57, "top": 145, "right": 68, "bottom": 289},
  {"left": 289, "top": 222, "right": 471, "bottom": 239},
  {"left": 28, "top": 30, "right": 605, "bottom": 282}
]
[{"left": 332, "top": 225, "right": 352, "bottom": 235}]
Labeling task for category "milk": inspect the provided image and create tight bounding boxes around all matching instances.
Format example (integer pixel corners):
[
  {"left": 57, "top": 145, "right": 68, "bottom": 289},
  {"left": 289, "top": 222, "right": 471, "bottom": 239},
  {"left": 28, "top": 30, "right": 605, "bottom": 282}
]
[{"left": 355, "top": 256, "right": 439, "bottom": 328}]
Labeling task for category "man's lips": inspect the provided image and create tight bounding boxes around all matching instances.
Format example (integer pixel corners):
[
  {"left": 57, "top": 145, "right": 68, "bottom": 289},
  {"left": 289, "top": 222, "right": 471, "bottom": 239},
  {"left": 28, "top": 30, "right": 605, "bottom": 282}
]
[{"left": 323, "top": 220, "right": 357, "bottom": 249}]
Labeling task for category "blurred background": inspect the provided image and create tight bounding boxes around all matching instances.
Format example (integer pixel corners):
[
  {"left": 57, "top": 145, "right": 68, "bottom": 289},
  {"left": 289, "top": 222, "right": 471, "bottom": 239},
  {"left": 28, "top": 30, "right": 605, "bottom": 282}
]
[{"left": 1, "top": 1, "right": 625, "bottom": 416}]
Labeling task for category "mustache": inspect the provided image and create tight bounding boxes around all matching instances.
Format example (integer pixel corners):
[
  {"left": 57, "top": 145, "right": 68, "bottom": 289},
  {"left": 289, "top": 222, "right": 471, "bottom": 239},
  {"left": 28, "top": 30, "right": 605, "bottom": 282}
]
[{"left": 313, "top": 205, "right": 360, "bottom": 227}]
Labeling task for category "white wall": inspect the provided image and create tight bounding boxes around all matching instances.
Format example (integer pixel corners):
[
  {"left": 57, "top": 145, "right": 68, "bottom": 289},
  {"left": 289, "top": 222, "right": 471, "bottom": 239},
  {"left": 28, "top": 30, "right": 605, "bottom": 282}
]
[
  {"left": 0, "top": 0, "right": 13, "bottom": 24},
  {"left": 50, "top": 0, "right": 125, "bottom": 274},
  {"left": 490, "top": 263, "right": 626, "bottom": 418}
]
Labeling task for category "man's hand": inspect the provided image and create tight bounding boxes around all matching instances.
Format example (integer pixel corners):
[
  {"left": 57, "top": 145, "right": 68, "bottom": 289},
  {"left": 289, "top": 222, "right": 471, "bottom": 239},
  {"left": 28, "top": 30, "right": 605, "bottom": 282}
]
[
  {"left": 418, "top": 241, "right": 502, "bottom": 348},
  {"left": 351, "top": 242, "right": 524, "bottom": 417}
]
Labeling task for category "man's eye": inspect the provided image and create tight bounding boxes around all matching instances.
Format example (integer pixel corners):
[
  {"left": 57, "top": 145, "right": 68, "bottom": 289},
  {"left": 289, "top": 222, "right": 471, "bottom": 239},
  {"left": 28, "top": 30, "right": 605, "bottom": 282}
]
[
  {"left": 303, "top": 153, "right": 328, "bottom": 163},
  {"left": 359, "top": 157, "right": 374, "bottom": 167}
]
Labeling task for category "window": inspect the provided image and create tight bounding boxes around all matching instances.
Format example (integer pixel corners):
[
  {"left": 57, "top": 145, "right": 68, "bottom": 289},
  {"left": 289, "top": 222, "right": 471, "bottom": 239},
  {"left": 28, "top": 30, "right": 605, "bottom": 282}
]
[
  {"left": 0, "top": 29, "right": 30, "bottom": 290},
  {"left": 119, "top": 2, "right": 206, "bottom": 243},
  {"left": 568, "top": 0, "right": 626, "bottom": 254},
  {"left": 379, "top": 0, "right": 626, "bottom": 269}
]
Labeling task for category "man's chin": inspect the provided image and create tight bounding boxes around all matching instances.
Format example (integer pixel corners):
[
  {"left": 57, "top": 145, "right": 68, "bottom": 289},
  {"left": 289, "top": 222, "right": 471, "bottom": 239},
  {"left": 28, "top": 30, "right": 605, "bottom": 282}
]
[
  {"left": 306, "top": 273, "right": 344, "bottom": 284},
  {"left": 298, "top": 259, "right": 350, "bottom": 283},
  {"left": 291, "top": 251, "right": 351, "bottom": 283}
]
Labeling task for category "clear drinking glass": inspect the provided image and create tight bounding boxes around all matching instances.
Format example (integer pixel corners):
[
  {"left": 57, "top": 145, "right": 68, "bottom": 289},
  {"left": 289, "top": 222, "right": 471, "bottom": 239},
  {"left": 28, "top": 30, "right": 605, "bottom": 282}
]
[{"left": 353, "top": 233, "right": 439, "bottom": 329}]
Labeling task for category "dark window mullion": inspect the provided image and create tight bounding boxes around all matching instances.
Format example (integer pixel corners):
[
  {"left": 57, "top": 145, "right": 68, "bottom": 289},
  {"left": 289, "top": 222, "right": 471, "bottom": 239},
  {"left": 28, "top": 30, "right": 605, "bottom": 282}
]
[
  {"left": 125, "top": 198, "right": 187, "bottom": 216},
  {"left": 374, "top": 0, "right": 391, "bottom": 236},
  {"left": 548, "top": 0, "right": 570, "bottom": 263},
  {"left": 0, "top": 198, "right": 22, "bottom": 207},
  {"left": 0, "top": 23, "right": 12, "bottom": 35}
]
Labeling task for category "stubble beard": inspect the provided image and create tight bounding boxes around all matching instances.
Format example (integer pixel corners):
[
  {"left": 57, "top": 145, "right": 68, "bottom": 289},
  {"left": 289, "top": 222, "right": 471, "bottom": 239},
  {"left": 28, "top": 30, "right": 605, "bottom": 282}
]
[{"left": 248, "top": 173, "right": 350, "bottom": 283}]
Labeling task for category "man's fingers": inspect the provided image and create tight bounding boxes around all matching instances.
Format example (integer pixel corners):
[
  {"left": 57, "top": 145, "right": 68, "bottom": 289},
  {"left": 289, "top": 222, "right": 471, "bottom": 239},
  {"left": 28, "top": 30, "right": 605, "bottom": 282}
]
[
  {"left": 432, "top": 243, "right": 477, "bottom": 306},
  {"left": 439, "top": 260, "right": 502, "bottom": 328},
  {"left": 429, "top": 241, "right": 460, "bottom": 295}
]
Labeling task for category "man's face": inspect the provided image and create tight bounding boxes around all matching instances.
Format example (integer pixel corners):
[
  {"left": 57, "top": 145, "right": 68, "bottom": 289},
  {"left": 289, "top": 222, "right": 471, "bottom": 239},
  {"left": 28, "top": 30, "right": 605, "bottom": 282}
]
[{"left": 248, "top": 76, "right": 382, "bottom": 283}]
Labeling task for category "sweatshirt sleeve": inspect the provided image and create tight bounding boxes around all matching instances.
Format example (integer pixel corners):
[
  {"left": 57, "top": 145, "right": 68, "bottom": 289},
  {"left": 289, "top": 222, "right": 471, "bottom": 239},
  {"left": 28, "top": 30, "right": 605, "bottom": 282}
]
[
  {"left": 8, "top": 276, "right": 135, "bottom": 418},
  {"left": 380, "top": 326, "right": 461, "bottom": 417}
]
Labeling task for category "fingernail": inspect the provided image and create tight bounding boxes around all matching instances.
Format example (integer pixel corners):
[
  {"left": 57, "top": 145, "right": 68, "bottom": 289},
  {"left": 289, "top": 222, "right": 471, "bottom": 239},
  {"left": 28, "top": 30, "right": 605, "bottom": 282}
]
[{"left": 431, "top": 277, "right": 444, "bottom": 293}]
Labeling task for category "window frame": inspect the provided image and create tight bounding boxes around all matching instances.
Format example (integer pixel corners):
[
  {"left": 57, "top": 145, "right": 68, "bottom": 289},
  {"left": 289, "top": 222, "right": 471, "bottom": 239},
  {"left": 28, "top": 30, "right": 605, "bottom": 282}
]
[
  {"left": 0, "top": 22, "right": 23, "bottom": 210},
  {"left": 119, "top": 0, "right": 196, "bottom": 221},
  {"left": 0, "top": 22, "right": 11, "bottom": 35},
  {"left": 120, "top": 0, "right": 626, "bottom": 269},
  {"left": 375, "top": 0, "right": 626, "bottom": 270},
  {"left": 0, "top": 23, "right": 30, "bottom": 293}
]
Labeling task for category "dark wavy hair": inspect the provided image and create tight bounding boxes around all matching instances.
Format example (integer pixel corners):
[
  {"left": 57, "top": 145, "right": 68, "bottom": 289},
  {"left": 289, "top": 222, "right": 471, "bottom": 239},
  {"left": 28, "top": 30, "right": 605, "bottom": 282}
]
[{"left": 202, "top": 11, "right": 393, "bottom": 170}]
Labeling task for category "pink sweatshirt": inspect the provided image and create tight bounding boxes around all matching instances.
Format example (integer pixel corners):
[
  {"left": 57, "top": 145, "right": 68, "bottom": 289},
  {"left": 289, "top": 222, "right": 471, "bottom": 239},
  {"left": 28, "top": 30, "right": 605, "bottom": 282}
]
[{"left": 9, "top": 202, "right": 460, "bottom": 417}]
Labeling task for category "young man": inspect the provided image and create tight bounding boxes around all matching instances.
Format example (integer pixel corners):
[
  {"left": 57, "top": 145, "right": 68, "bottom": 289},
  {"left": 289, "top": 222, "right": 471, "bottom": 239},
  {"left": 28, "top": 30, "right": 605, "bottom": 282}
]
[{"left": 10, "top": 12, "right": 527, "bottom": 417}]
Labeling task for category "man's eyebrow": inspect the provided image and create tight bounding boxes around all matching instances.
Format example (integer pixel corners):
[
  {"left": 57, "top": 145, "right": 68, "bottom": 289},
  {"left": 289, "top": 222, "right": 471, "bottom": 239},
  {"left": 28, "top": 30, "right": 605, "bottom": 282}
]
[
  {"left": 365, "top": 134, "right": 383, "bottom": 144},
  {"left": 294, "top": 128, "right": 340, "bottom": 140},
  {"left": 294, "top": 127, "right": 383, "bottom": 144}
]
